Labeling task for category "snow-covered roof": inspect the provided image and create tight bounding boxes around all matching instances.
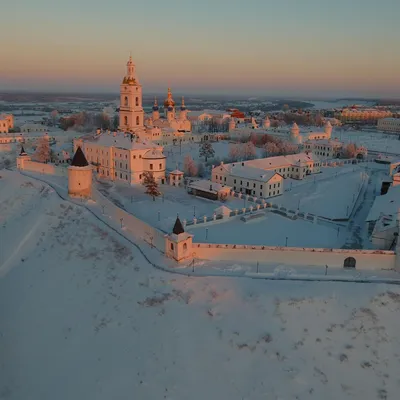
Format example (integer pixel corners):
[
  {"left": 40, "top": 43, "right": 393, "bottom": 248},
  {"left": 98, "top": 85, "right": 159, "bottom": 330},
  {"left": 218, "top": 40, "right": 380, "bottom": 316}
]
[
  {"left": 170, "top": 169, "right": 184, "bottom": 175},
  {"left": 225, "top": 164, "right": 280, "bottom": 182},
  {"left": 366, "top": 185, "right": 400, "bottom": 222},
  {"left": 87, "top": 132, "right": 160, "bottom": 151},
  {"left": 243, "top": 152, "right": 320, "bottom": 170},
  {"left": 143, "top": 149, "right": 166, "bottom": 159},
  {"left": 188, "top": 179, "right": 231, "bottom": 193}
]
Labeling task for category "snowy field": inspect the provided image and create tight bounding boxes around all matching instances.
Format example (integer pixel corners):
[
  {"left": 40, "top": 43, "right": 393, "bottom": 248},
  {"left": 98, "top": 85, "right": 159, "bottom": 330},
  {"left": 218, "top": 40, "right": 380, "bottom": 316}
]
[
  {"left": 277, "top": 170, "right": 366, "bottom": 220},
  {"left": 1, "top": 170, "right": 400, "bottom": 400},
  {"left": 97, "top": 180, "right": 245, "bottom": 232},
  {"left": 188, "top": 211, "right": 346, "bottom": 248}
]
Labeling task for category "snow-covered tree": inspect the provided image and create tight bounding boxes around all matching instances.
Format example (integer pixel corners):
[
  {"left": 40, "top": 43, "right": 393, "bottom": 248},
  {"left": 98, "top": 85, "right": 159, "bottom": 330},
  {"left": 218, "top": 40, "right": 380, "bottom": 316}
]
[
  {"left": 249, "top": 132, "right": 259, "bottom": 145},
  {"left": 242, "top": 141, "right": 257, "bottom": 160},
  {"left": 184, "top": 155, "right": 198, "bottom": 177},
  {"left": 343, "top": 143, "right": 357, "bottom": 159},
  {"left": 34, "top": 137, "right": 50, "bottom": 163},
  {"left": 264, "top": 142, "right": 280, "bottom": 157},
  {"left": 199, "top": 142, "right": 215, "bottom": 162},
  {"left": 142, "top": 172, "right": 160, "bottom": 201},
  {"left": 228, "top": 144, "right": 242, "bottom": 162}
]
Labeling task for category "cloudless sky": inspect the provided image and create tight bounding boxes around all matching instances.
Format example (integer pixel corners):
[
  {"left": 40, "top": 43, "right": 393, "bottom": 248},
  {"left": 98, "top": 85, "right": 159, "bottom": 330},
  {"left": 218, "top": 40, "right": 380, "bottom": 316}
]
[{"left": 1, "top": 0, "right": 400, "bottom": 97}]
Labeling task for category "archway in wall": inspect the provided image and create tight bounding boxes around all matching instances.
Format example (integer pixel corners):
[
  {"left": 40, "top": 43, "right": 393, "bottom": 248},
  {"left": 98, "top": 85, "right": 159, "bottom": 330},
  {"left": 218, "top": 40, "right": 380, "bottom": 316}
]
[
  {"left": 124, "top": 97, "right": 128, "bottom": 106},
  {"left": 343, "top": 257, "right": 356, "bottom": 268},
  {"left": 124, "top": 116, "right": 128, "bottom": 125},
  {"left": 356, "top": 153, "right": 364, "bottom": 160}
]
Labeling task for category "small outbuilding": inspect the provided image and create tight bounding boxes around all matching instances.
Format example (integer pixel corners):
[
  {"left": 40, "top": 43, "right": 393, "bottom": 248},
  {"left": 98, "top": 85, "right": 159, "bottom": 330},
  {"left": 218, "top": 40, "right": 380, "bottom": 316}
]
[
  {"left": 187, "top": 179, "right": 231, "bottom": 201},
  {"left": 169, "top": 169, "right": 184, "bottom": 186}
]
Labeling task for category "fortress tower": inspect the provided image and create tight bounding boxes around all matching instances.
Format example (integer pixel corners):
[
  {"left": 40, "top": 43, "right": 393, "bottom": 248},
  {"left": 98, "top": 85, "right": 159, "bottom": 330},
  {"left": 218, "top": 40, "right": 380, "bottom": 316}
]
[{"left": 68, "top": 147, "right": 93, "bottom": 198}]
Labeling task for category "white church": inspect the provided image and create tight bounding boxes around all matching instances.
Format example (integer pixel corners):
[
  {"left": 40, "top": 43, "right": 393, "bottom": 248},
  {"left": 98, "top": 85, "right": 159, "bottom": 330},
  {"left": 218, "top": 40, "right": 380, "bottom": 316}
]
[{"left": 73, "top": 56, "right": 169, "bottom": 185}]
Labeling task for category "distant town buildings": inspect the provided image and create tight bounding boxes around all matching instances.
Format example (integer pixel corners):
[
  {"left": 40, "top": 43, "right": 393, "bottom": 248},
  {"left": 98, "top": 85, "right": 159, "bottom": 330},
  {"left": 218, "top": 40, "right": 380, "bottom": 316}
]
[
  {"left": 377, "top": 118, "right": 400, "bottom": 134},
  {"left": 334, "top": 108, "right": 392, "bottom": 124},
  {"left": 0, "top": 114, "right": 14, "bottom": 133}
]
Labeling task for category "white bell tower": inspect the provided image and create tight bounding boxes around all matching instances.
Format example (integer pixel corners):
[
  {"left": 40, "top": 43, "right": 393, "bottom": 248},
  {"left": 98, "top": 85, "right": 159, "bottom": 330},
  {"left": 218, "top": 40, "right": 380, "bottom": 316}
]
[{"left": 119, "top": 56, "right": 144, "bottom": 131}]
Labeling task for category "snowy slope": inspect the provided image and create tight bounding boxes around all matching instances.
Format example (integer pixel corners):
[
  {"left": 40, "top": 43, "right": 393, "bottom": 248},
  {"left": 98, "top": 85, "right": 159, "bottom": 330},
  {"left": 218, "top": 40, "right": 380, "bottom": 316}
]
[{"left": 1, "top": 171, "right": 400, "bottom": 400}]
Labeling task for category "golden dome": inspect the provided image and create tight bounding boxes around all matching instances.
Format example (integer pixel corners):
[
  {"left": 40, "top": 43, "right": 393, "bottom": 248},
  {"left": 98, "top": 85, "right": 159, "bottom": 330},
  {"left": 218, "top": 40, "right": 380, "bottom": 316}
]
[{"left": 164, "top": 87, "right": 175, "bottom": 107}]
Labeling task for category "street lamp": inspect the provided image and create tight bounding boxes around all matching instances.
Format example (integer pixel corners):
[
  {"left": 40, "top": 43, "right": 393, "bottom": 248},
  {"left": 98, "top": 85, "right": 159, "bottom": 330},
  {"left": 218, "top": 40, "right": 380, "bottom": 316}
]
[
  {"left": 192, "top": 252, "right": 196, "bottom": 272},
  {"left": 205, "top": 228, "right": 208, "bottom": 240},
  {"left": 120, "top": 218, "right": 123, "bottom": 228},
  {"left": 285, "top": 236, "right": 288, "bottom": 247},
  {"left": 193, "top": 205, "right": 196, "bottom": 217},
  {"left": 101, "top": 205, "right": 106, "bottom": 215}
]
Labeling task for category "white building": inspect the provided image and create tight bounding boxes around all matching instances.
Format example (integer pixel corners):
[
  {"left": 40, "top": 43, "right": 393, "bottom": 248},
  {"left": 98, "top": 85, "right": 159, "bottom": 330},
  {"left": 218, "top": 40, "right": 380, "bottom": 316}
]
[
  {"left": 303, "top": 139, "right": 344, "bottom": 159},
  {"left": 223, "top": 152, "right": 321, "bottom": 180},
  {"left": 377, "top": 118, "right": 400, "bottom": 134},
  {"left": 74, "top": 132, "right": 166, "bottom": 184},
  {"left": 0, "top": 114, "right": 14, "bottom": 133},
  {"left": 212, "top": 162, "right": 284, "bottom": 198}
]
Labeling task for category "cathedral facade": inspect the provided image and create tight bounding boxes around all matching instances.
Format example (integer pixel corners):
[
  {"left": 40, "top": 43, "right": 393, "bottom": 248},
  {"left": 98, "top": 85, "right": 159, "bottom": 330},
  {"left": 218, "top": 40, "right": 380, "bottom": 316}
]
[
  {"left": 146, "top": 88, "right": 191, "bottom": 132},
  {"left": 118, "top": 57, "right": 191, "bottom": 140}
]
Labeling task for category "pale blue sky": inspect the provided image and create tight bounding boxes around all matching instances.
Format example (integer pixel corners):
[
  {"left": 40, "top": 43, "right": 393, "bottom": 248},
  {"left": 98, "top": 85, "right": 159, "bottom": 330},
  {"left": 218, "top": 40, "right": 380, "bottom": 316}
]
[{"left": 1, "top": 0, "right": 399, "bottom": 96}]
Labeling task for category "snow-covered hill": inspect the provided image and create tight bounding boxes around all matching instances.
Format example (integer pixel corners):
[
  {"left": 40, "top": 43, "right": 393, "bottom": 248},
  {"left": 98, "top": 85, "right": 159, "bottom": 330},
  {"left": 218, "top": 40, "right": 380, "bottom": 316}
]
[{"left": 1, "top": 170, "right": 400, "bottom": 400}]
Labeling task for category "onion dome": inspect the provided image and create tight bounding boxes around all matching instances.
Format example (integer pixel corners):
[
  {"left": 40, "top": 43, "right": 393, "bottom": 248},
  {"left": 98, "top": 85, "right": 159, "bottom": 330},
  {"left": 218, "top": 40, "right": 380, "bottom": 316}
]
[
  {"left": 180, "top": 96, "right": 186, "bottom": 111},
  {"left": 152, "top": 97, "right": 159, "bottom": 111},
  {"left": 164, "top": 87, "right": 175, "bottom": 107}
]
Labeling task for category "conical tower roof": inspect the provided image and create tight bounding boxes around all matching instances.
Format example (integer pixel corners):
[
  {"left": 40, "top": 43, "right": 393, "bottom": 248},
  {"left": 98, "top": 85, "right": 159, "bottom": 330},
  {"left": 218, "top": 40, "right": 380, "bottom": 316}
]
[
  {"left": 71, "top": 146, "right": 89, "bottom": 167},
  {"left": 172, "top": 216, "right": 185, "bottom": 235},
  {"left": 20, "top": 145, "right": 27, "bottom": 156}
]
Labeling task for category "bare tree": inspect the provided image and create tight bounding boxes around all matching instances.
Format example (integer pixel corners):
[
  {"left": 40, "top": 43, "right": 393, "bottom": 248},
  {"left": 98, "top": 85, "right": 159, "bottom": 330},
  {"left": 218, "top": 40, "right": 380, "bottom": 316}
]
[
  {"left": 34, "top": 137, "right": 50, "bottom": 163},
  {"left": 184, "top": 155, "right": 198, "bottom": 176},
  {"left": 228, "top": 144, "right": 242, "bottom": 162},
  {"left": 242, "top": 141, "right": 257, "bottom": 160}
]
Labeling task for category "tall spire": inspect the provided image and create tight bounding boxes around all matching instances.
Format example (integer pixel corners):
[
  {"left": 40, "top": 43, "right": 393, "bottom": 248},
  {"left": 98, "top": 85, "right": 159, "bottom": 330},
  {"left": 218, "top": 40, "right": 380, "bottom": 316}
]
[
  {"left": 180, "top": 96, "right": 186, "bottom": 110},
  {"left": 153, "top": 96, "right": 159, "bottom": 111},
  {"left": 172, "top": 216, "right": 185, "bottom": 235}
]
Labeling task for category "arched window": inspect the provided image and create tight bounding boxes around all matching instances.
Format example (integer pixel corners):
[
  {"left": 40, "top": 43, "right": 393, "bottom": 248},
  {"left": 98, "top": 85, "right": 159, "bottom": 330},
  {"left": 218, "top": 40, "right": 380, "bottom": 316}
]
[
  {"left": 183, "top": 243, "right": 187, "bottom": 251},
  {"left": 136, "top": 116, "right": 140, "bottom": 125},
  {"left": 124, "top": 116, "right": 128, "bottom": 125},
  {"left": 124, "top": 96, "right": 128, "bottom": 106},
  {"left": 135, "top": 97, "right": 139, "bottom": 106}
]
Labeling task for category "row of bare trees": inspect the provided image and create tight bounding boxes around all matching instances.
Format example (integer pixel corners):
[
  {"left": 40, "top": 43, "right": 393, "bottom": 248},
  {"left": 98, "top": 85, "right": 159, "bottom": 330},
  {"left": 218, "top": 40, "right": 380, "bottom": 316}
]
[{"left": 59, "top": 112, "right": 119, "bottom": 132}]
